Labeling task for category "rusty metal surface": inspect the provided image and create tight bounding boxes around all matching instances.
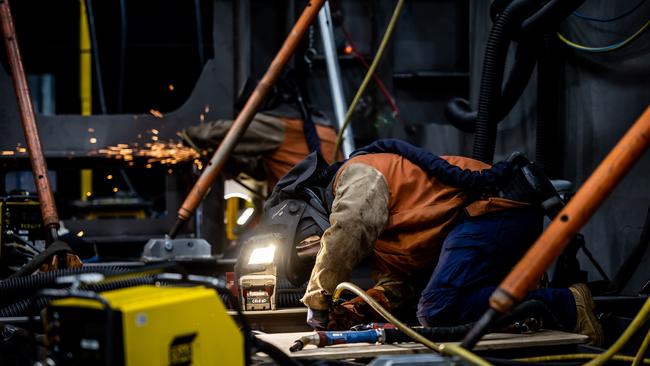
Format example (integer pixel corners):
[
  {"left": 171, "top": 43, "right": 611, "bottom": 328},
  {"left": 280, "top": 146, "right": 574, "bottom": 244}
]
[
  {"left": 491, "top": 106, "right": 650, "bottom": 313},
  {"left": 1, "top": 0, "right": 59, "bottom": 231},
  {"left": 176, "top": 0, "right": 327, "bottom": 223}
]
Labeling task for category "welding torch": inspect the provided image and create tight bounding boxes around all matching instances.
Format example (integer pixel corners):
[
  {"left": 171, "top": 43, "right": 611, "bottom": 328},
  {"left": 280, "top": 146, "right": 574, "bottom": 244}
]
[{"left": 461, "top": 106, "right": 650, "bottom": 350}]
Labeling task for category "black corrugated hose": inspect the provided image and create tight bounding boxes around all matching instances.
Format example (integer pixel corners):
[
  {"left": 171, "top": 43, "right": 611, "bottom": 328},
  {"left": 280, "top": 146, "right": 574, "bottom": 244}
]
[
  {"left": 445, "top": 43, "right": 537, "bottom": 133},
  {"left": 0, "top": 276, "right": 155, "bottom": 317},
  {"left": 0, "top": 266, "right": 130, "bottom": 306},
  {"left": 472, "top": 0, "right": 537, "bottom": 163}
]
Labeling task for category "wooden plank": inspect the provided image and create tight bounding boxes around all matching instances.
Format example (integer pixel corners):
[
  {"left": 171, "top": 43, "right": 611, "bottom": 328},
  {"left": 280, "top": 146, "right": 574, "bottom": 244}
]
[{"left": 255, "top": 330, "right": 589, "bottom": 360}]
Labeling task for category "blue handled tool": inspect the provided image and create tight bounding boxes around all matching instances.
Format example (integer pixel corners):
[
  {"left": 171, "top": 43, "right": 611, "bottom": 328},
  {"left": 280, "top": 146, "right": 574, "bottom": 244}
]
[{"left": 290, "top": 329, "right": 384, "bottom": 352}]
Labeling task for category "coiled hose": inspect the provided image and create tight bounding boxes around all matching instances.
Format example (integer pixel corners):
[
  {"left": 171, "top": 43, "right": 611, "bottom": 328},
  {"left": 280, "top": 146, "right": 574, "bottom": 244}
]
[
  {"left": 445, "top": 43, "right": 537, "bottom": 133},
  {"left": 0, "top": 276, "right": 155, "bottom": 317},
  {"left": 472, "top": 0, "right": 536, "bottom": 163},
  {"left": 0, "top": 266, "right": 130, "bottom": 306}
]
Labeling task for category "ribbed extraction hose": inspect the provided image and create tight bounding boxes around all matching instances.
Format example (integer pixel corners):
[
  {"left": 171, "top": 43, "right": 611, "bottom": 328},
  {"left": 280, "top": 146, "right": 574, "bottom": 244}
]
[
  {"left": 333, "top": 282, "right": 492, "bottom": 366},
  {"left": 472, "top": 0, "right": 535, "bottom": 163},
  {"left": 0, "top": 266, "right": 129, "bottom": 304},
  {"left": 0, "top": 276, "right": 155, "bottom": 317}
]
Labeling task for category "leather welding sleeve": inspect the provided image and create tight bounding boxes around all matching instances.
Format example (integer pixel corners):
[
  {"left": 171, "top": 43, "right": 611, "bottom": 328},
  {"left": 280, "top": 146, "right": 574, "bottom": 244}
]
[{"left": 301, "top": 163, "right": 390, "bottom": 310}]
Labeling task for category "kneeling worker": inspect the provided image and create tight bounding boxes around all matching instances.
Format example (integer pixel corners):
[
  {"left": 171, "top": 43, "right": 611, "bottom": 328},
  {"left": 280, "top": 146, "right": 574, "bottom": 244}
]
[{"left": 260, "top": 139, "right": 602, "bottom": 345}]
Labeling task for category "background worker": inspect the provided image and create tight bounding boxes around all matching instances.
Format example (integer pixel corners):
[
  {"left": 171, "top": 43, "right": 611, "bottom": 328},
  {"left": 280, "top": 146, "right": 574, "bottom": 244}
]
[
  {"left": 180, "top": 72, "right": 341, "bottom": 189},
  {"left": 261, "top": 139, "right": 603, "bottom": 345}
]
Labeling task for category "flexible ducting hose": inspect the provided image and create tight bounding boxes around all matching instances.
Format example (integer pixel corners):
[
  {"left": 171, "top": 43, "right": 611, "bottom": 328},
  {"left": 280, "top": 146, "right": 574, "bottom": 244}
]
[
  {"left": 0, "top": 266, "right": 129, "bottom": 305},
  {"left": 0, "top": 276, "right": 155, "bottom": 317},
  {"left": 445, "top": 43, "right": 537, "bottom": 133},
  {"left": 472, "top": 0, "right": 536, "bottom": 163}
]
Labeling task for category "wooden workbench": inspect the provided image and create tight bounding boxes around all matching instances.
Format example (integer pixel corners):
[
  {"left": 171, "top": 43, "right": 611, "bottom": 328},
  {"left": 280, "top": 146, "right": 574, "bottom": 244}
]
[{"left": 256, "top": 330, "right": 589, "bottom": 360}]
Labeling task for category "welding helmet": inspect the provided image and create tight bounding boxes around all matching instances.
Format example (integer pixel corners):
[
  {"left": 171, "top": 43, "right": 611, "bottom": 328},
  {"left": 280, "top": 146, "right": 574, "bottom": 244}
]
[
  {"left": 238, "top": 189, "right": 330, "bottom": 287},
  {"left": 236, "top": 151, "right": 339, "bottom": 285}
]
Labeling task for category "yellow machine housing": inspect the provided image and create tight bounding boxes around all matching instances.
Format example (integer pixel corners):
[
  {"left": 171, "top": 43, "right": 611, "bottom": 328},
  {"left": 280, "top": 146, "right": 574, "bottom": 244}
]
[{"left": 46, "top": 285, "right": 244, "bottom": 366}]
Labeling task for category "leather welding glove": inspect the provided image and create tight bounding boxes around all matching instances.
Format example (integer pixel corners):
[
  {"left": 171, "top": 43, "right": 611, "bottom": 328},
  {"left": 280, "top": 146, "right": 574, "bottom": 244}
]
[
  {"left": 327, "top": 288, "right": 391, "bottom": 330},
  {"left": 306, "top": 308, "right": 329, "bottom": 331}
]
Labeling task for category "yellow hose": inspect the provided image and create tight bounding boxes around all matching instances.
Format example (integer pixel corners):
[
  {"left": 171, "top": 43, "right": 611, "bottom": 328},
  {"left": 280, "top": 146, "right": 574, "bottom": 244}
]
[
  {"left": 333, "top": 282, "right": 492, "bottom": 366},
  {"left": 585, "top": 296, "right": 650, "bottom": 366},
  {"left": 332, "top": 0, "right": 404, "bottom": 161},
  {"left": 515, "top": 353, "right": 650, "bottom": 364},
  {"left": 633, "top": 328, "right": 650, "bottom": 366}
]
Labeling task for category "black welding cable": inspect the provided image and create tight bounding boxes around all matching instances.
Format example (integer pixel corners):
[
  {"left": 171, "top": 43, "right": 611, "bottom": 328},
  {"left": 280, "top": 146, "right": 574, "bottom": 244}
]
[{"left": 84, "top": 0, "right": 107, "bottom": 114}]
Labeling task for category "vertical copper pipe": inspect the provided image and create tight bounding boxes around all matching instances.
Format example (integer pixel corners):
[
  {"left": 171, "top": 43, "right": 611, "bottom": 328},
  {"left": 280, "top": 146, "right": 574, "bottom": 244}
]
[
  {"left": 171, "top": 0, "right": 326, "bottom": 236},
  {"left": 0, "top": 0, "right": 60, "bottom": 236},
  {"left": 490, "top": 105, "right": 650, "bottom": 313}
]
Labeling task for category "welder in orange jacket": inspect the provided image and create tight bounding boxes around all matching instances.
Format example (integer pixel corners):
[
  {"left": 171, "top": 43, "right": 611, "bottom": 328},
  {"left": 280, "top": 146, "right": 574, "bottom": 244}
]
[
  {"left": 180, "top": 74, "right": 341, "bottom": 189},
  {"left": 259, "top": 139, "right": 602, "bottom": 345}
]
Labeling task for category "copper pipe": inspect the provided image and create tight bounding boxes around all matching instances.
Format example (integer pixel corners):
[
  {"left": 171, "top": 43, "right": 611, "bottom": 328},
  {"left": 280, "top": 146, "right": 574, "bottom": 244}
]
[
  {"left": 490, "top": 105, "right": 650, "bottom": 313},
  {"left": 171, "top": 0, "right": 326, "bottom": 236},
  {"left": 0, "top": 0, "right": 60, "bottom": 235}
]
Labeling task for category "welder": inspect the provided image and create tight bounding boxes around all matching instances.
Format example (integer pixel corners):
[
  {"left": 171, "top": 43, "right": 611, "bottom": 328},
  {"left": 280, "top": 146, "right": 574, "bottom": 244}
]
[
  {"left": 260, "top": 139, "right": 602, "bottom": 345},
  {"left": 180, "top": 71, "right": 341, "bottom": 189}
]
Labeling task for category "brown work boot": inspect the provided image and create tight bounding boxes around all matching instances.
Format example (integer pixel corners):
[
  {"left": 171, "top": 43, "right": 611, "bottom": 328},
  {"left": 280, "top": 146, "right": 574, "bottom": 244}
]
[{"left": 569, "top": 283, "right": 603, "bottom": 346}]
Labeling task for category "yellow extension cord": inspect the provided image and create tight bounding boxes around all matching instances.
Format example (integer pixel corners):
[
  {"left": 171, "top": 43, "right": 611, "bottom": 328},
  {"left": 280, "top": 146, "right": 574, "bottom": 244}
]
[
  {"left": 334, "top": 282, "right": 650, "bottom": 366},
  {"left": 633, "top": 328, "right": 650, "bottom": 366},
  {"left": 516, "top": 353, "right": 650, "bottom": 364},
  {"left": 333, "top": 282, "right": 492, "bottom": 366},
  {"left": 332, "top": 0, "right": 404, "bottom": 161}
]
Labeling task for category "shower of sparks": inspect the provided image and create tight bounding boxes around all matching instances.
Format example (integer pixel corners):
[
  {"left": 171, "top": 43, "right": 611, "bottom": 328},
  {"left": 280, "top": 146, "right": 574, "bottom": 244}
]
[{"left": 95, "top": 140, "right": 199, "bottom": 166}]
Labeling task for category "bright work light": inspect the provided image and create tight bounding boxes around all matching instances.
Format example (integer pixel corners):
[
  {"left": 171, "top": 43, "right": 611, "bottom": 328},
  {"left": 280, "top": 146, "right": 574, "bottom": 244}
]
[{"left": 247, "top": 245, "right": 276, "bottom": 265}]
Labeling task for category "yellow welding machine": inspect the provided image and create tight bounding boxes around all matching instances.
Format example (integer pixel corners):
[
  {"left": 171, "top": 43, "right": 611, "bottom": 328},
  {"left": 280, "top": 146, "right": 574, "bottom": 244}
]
[{"left": 45, "top": 285, "right": 244, "bottom": 366}]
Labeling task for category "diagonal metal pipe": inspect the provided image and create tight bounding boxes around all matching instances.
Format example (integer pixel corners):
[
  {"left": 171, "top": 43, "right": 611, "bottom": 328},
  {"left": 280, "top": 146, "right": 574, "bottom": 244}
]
[
  {"left": 0, "top": 0, "right": 60, "bottom": 242},
  {"left": 169, "top": 0, "right": 327, "bottom": 238},
  {"left": 462, "top": 105, "right": 650, "bottom": 349}
]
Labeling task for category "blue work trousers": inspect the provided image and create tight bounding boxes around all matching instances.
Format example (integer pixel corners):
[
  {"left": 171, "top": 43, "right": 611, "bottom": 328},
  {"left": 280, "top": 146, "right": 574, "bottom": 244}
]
[{"left": 416, "top": 207, "right": 576, "bottom": 330}]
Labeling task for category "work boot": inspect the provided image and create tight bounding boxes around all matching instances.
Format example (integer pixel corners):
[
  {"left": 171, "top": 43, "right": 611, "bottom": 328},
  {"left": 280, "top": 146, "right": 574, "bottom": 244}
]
[{"left": 569, "top": 283, "right": 603, "bottom": 346}]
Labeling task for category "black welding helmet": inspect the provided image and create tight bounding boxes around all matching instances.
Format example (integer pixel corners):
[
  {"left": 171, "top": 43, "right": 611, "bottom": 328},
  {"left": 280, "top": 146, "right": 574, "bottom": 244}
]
[{"left": 239, "top": 151, "right": 338, "bottom": 286}]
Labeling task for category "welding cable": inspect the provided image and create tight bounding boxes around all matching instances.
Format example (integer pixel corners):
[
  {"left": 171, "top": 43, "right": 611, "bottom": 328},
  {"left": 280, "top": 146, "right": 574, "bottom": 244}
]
[
  {"left": 332, "top": 0, "right": 405, "bottom": 161},
  {"left": 573, "top": 0, "right": 647, "bottom": 23},
  {"left": 633, "top": 328, "right": 650, "bottom": 366},
  {"left": 332, "top": 282, "right": 492, "bottom": 366},
  {"left": 586, "top": 295, "right": 650, "bottom": 366},
  {"left": 514, "top": 353, "right": 650, "bottom": 364},
  {"left": 557, "top": 19, "right": 650, "bottom": 53}
]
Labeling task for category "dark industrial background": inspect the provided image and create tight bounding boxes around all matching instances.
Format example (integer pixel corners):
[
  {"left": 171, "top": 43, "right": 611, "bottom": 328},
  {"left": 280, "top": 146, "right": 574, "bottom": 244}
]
[{"left": 1, "top": 0, "right": 649, "bottom": 293}]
